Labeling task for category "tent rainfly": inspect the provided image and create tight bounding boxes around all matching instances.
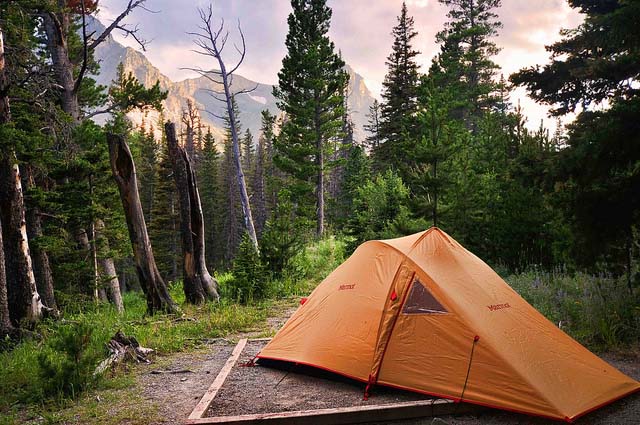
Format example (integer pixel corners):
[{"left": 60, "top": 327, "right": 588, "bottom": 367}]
[{"left": 257, "top": 228, "right": 640, "bottom": 422}]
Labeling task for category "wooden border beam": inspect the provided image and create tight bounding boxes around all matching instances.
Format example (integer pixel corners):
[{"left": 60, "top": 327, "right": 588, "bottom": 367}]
[
  {"left": 187, "top": 337, "right": 478, "bottom": 424},
  {"left": 189, "top": 338, "right": 248, "bottom": 420},
  {"left": 185, "top": 399, "right": 476, "bottom": 425}
]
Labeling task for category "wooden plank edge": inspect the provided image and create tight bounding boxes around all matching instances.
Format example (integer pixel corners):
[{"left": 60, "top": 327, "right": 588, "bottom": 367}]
[
  {"left": 188, "top": 338, "right": 248, "bottom": 420},
  {"left": 184, "top": 398, "right": 479, "bottom": 425}
]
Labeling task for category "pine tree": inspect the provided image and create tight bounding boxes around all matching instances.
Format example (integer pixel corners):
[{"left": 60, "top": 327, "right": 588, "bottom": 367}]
[
  {"left": 252, "top": 131, "right": 267, "bottom": 238},
  {"left": 375, "top": 2, "right": 420, "bottom": 173},
  {"left": 133, "top": 127, "right": 159, "bottom": 224},
  {"left": 513, "top": 0, "right": 640, "bottom": 282},
  {"left": 273, "top": 0, "right": 348, "bottom": 237},
  {"left": 198, "top": 128, "right": 222, "bottom": 268},
  {"left": 364, "top": 99, "right": 382, "bottom": 153},
  {"left": 149, "top": 129, "right": 180, "bottom": 282},
  {"left": 436, "top": 0, "right": 503, "bottom": 131},
  {"left": 407, "top": 74, "right": 462, "bottom": 228},
  {"left": 259, "top": 110, "right": 279, "bottom": 218},
  {"left": 241, "top": 129, "right": 254, "bottom": 188}
]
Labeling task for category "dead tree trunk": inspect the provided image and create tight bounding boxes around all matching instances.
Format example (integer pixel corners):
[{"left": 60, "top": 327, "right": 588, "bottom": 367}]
[
  {"left": 0, "top": 27, "right": 9, "bottom": 123},
  {"left": 0, "top": 29, "right": 42, "bottom": 326},
  {"left": 0, "top": 215, "right": 15, "bottom": 337},
  {"left": 95, "top": 219, "right": 125, "bottom": 313},
  {"left": 188, "top": 7, "right": 259, "bottom": 251},
  {"left": 108, "top": 134, "right": 179, "bottom": 315},
  {"left": 165, "top": 123, "right": 219, "bottom": 304},
  {"left": 0, "top": 156, "right": 44, "bottom": 325},
  {"left": 42, "top": 11, "right": 80, "bottom": 123},
  {"left": 23, "top": 166, "right": 58, "bottom": 313},
  {"left": 0, "top": 27, "right": 15, "bottom": 335},
  {"left": 182, "top": 100, "right": 200, "bottom": 163}
]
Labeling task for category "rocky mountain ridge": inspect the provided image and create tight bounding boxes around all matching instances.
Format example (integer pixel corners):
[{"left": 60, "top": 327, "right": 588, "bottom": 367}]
[{"left": 91, "top": 19, "right": 376, "bottom": 143}]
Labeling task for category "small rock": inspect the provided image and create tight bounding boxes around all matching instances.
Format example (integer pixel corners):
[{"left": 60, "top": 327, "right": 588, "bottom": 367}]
[{"left": 181, "top": 377, "right": 187, "bottom": 382}]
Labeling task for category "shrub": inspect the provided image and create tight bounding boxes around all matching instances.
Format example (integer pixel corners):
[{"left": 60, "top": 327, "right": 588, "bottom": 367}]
[
  {"left": 260, "top": 189, "right": 306, "bottom": 278},
  {"left": 37, "top": 322, "right": 103, "bottom": 402},
  {"left": 226, "top": 233, "right": 267, "bottom": 304},
  {"left": 345, "top": 170, "right": 426, "bottom": 252},
  {"left": 507, "top": 270, "right": 640, "bottom": 349}
]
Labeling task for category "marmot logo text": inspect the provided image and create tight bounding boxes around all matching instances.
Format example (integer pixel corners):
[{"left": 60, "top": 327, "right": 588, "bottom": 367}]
[{"left": 487, "top": 303, "right": 511, "bottom": 311}]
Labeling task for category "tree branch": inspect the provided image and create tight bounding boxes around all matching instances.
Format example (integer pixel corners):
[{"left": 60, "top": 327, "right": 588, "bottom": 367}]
[
  {"left": 74, "top": 0, "right": 90, "bottom": 94},
  {"left": 88, "top": 0, "right": 148, "bottom": 52}
]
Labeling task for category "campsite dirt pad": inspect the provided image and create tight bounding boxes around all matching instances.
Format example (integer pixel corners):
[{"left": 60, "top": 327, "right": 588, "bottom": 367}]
[
  {"left": 192, "top": 341, "right": 640, "bottom": 425},
  {"left": 205, "top": 340, "right": 431, "bottom": 417},
  {"left": 201, "top": 341, "right": 639, "bottom": 424}
]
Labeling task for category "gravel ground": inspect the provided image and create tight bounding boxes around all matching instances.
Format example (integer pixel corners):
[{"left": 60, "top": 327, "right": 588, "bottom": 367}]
[
  {"left": 206, "top": 340, "right": 430, "bottom": 417},
  {"left": 202, "top": 341, "right": 639, "bottom": 424},
  {"left": 136, "top": 342, "right": 235, "bottom": 424}
]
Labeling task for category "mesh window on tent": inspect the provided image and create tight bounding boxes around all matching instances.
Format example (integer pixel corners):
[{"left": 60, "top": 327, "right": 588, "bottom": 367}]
[{"left": 402, "top": 278, "right": 448, "bottom": 314}]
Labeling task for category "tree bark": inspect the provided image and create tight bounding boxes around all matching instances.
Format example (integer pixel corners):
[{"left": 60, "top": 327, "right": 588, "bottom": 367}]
[
  {"left": 0, "top": 156, "right": 44, "bottom": 325},
  {"left": 0, "top": 28, "right": 9, "bottom": 123},
  {"left": 0, "top": 212, "right": 14, "bottom": 337},
  {"left": 0, "top": 29, "right": 43, "bottom": 326},
  {"left": 42, "top": 10, "right": 80, "bottom": 123},
  {"left": 165, "top": 123, "right": 219, "bottom": 303},
  {"left": 108, "top": 133, "right": 179, "bottom": 315},
  {"left": 216, "top": 59, "right": 259, "bottom": 252},
  {"left": 23, "top": 166, "right": 58, "bottom": 313},
  {"left": 0, "top": 27, "right": 15, "bottom": 335},
  {"left": 95, "top": 219, "right": 124, "bottom": 312}
]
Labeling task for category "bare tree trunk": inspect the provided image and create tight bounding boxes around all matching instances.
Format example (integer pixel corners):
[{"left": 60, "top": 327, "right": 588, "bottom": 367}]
[
  {"left": 0, "top": 156, "right": 44, "bottom": 325},
  {"left": 42, "top": 11, "right": 80, "bottom": 123},
  {"left": 0, "top": 30, "right": 12, "bottom": 333},
  {"left": 95, "top": 219, "right": 124, "bottom": 312},
  {"left": 189, "top": 9, "right": 259, "bottom": 251},
  {"left": 166, "top": 123, "right": 219, "bottom": 303},
  {"left": 108, "top": 134, "right": 179, "bottom": 315},
  {"left": 23, "top": 167, "right": 58, "bottom": 313},
  {"left": 182, "top": 100, "right": 200, "bottom": 163},
  {"left": 0, "top": 215, "right": 14, "bottom": 337},
  {"left": 0, "top": 29, "right": 42, "bottom": 326},
  {"left": 224, "top": 91, "right": 258, "bottom": 251},
  {"left": 0, "top": 28, "right": 9, "bottom": 123}
]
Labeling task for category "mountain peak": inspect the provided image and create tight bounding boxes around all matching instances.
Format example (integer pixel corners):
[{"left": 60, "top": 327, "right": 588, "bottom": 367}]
[{"left": 91, "top": 19, "right": 375, "bottom": 142}]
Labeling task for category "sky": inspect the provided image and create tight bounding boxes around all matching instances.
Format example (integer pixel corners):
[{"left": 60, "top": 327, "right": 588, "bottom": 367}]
[{"left": 97, "top": 0, "right": 584, "bottom": 131}]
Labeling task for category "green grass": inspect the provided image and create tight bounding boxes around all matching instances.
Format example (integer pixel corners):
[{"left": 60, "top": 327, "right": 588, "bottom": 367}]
[
  {"left": 4, "top": 236, "right": 634, "bottom": 423},
  {"left": 506, "top": 269, "right": 640, "bottom": 350},
  {"left": 0, "top": 236, "right": 345, "bottom": 424},
  {"left": 0, "top": 284, "right": 269, "bottom": 421}
]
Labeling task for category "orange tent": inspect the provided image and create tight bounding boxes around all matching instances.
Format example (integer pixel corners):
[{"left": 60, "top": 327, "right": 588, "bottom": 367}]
[{"left": 257, "top": 228, "right": 639, "bottom": 422}]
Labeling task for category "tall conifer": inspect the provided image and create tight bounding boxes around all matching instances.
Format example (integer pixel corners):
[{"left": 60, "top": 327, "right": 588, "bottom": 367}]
[
  {"left": 376, "top": 2, "right": 420, "bottom": 173},
  {"left": 273, "top": 0, "right": 348, "bottom": 237}
]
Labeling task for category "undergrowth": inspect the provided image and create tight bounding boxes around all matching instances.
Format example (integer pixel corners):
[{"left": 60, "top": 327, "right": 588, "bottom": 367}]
[
  {"left": 507, "top": 269, "right": 640, "bottom": 350},
  {"left": 1, "top": 236, "right": 636, "bottom": 423},
  {"left": 0, "top": 236, "right": 345, "bottom": 421}
]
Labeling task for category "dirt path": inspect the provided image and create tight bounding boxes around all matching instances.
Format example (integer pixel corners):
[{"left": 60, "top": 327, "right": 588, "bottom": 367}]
[
  {"left": 132, "top": 304, "right": 638, "bottom": 425},
  {"left": 132, "top": 303, "right": 298, "bottom": 424}
]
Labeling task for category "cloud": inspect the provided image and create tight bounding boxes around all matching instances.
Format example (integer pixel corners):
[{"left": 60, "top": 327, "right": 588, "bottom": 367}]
[
  {"left": 97, "top": 0, "right": 583, "bottom": 131},
  {"left": 406, "top": 0, "right": 430, "bottom": 7}
]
